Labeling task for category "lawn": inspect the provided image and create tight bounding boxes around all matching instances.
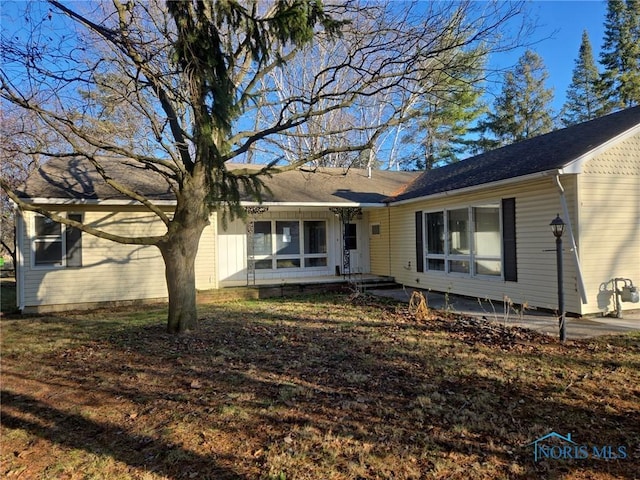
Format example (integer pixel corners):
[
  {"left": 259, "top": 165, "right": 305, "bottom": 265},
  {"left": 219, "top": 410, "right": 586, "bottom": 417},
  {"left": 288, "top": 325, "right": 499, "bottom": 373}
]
[{"left": 1, "top": 293, "right": 638, "bottom": 479}]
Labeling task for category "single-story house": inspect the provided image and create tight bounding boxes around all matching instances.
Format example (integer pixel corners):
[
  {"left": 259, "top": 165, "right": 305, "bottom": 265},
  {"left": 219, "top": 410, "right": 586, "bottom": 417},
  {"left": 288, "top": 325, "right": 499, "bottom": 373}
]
[{"left": 11, "top": 106, "right": 640, "bottom": 317}]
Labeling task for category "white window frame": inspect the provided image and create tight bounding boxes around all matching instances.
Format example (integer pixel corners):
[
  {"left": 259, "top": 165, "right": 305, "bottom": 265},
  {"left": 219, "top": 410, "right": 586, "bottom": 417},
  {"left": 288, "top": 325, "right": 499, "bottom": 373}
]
[
  {"left": 423, "top": 204, "right": 502, "bottom": 279},
  {"left": 31, "top": 213, "right": 82, "bottom": 269},
  {"left": 250, "top": 219, "right": 329, "bottom": 271}
]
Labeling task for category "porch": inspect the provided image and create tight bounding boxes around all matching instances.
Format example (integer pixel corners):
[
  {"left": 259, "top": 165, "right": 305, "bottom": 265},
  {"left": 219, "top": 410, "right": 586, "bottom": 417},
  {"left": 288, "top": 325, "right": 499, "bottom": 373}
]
[{"left": 198, "top": 274, "right": 397, "bottom": 303}]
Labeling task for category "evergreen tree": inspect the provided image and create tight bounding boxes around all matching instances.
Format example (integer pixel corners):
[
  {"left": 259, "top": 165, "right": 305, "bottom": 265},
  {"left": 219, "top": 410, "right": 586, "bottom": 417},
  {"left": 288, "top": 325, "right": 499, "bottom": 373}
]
[
  {"left": 600, "top": 0, "right": 640, "bottom": 109},
  {"left": 562, "top": 31, "right": 606, "bottom": 126},
  {"left": 476, "top": 50, "right": 554, "bottom": 150},
  {"left": 402, "top": 47, "right": 486, "bottom": 169}
]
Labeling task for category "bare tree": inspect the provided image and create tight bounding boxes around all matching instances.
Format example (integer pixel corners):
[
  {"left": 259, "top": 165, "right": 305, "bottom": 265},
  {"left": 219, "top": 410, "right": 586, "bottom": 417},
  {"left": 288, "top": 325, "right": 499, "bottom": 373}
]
[
  {"left": 0, "top": 106, "right": 56, "bottom": 268},
  {"left": 1, "top": 0, "right": 528, "bottom": 332},
  {"left": 251, "top": 1, "right": 532, "bottom": 170}
]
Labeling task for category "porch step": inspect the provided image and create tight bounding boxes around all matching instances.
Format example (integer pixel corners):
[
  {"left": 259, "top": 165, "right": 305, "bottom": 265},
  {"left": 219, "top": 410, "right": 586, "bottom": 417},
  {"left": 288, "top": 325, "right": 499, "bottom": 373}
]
[
  {"left": 197, "top": 276, "right": 399, "bottom": 303},
  {"left": 353, "top": 276, "right": 400, "bottom": 292},
  {"left": 359, "top": 282, "right": 400, "bottom": 290}
]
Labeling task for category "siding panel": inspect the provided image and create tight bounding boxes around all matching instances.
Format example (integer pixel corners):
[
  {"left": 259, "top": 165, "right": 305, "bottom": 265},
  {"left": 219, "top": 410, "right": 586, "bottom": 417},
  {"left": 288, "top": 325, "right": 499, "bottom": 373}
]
[
  {"left": 388, "top": 178, "right": 582, "bottom": 313},
  {"left": 21, "top": 208, "right": 217, "bottom": 310},
  {"left": 578, "top": 133, "right": 640, "bottom": 315}
]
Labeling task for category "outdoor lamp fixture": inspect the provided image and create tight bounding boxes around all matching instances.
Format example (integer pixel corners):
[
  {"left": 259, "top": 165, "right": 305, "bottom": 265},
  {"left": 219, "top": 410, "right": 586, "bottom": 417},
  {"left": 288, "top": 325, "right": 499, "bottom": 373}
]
[
  {"left": 550, "top": 214, "right": 565, "bottom": 239},
  {"left": 550, "top": 214, "right": 566, "bottom": 342}
]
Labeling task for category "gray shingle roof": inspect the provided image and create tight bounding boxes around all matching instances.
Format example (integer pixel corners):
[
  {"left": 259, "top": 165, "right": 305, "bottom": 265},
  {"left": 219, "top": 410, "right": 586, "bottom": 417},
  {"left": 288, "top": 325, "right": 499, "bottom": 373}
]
[
  {"left": 18, "top": 157, "right": 419, "bottom": 205},
  {"left": 19, "top": 157, "right": 176, "bottom": 201},
  {"left": 391, "top": 106, "right": 640, "bottom": 202},
  {"left": 18, "top": 107, "right": 639, "bottom": 205}
]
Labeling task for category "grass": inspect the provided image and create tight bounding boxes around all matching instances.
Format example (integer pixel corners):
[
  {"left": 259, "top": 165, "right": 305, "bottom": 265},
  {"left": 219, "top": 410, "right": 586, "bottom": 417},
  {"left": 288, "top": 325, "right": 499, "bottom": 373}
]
[{"left": 1, "top": 293, "right": 639, "bottom": 479}]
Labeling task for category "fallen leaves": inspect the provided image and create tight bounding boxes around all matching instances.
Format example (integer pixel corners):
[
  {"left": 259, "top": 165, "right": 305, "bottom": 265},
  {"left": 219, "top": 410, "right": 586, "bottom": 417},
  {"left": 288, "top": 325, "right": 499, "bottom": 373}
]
[{"left": 1, "top": 294, "right": 638, "bottom": 480}]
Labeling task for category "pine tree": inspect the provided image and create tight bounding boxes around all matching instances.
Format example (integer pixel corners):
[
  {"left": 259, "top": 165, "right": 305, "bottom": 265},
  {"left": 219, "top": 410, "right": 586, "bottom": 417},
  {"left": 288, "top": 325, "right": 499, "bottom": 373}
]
[
  {"left": 600, "top": 0, "right": 640, "bottom": 109},
  {"left": 402, "top": 47, "right": 486, "bottom": 169},
  {"left": 562, "top": 31, "right": 606, "bottom": 126},
  {"left": 476, "top": 50, "right": 554, "bottom": 149}
]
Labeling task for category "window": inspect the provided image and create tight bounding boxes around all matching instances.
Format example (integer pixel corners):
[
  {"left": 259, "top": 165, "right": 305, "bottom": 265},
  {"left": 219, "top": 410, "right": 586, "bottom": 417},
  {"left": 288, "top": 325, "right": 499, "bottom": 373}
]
[
  {"left": 33, "top": 213, "right": 83, "bottom": 267},
  {"left": 423, "top": 205, "right": 502, "bottom": 277},
  {"left": 473, "top": 206, "right": 501, "bottom": 276},
  {"left": 34, "top": 216, "right": 62, "bottom": 266},
  {"left": 304, "top": 221, "right": 327, "bottom": 267},
  {"left": 250, "top": 219, "right": 328, "bottom": 270},
  {"left": 425, "top": 212, "right": 445, "bottom": 271},
  {"left": 253, "top": 222, "right": 272, "bottom": 256},
  {"left": 344, "top": 223, "right": 357, "bottom": 250}
]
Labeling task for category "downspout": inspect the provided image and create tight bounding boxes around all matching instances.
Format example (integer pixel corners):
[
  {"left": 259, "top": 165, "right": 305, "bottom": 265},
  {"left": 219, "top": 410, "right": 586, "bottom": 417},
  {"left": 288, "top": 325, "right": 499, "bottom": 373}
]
[{"left": 554, "top": 175, "right": 588, "bottom": 304}]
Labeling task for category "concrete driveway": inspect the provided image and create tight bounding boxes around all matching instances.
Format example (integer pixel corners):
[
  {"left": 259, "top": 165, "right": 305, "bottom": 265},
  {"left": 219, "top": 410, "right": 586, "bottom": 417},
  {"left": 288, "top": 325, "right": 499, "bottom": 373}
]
[{"left": 368, "top": 287, "right": 640, "bottom": 340}]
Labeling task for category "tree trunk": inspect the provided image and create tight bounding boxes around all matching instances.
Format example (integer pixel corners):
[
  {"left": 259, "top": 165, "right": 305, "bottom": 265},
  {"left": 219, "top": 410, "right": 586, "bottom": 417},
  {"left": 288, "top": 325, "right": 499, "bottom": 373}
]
[
  {"left": 158, "top": 177, "right": 209, "bottom": 334},
  {"left": 159, "top": 230, "right": 203, "bottom": 334}
]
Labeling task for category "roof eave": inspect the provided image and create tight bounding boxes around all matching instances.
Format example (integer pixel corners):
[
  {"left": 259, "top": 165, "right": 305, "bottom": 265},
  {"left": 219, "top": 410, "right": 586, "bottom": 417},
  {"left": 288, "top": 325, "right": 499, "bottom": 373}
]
[
  {"left": 19, "top": 198, "right": 387, "bottom": 208},
  {"left": 240, "top": 201, "right": 387, "bottom": 208},
  {"left": 561, "top": 122, "right": 640, "bottom": 174},
  {"left": 19, "top": 198, "right": 178, "bottom": 206},
  {"left": 390, "top": 169, "right": 564, "bottom": 206}
]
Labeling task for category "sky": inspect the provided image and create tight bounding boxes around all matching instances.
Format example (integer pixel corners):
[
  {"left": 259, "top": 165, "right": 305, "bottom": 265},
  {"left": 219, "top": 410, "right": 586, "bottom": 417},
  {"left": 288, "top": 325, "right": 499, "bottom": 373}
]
[
  {"left": 493, "top": 0, "right": 609, "bottom": 114},
  {"left": 0, "top": 0, "right": 610, "bottom": 116}
]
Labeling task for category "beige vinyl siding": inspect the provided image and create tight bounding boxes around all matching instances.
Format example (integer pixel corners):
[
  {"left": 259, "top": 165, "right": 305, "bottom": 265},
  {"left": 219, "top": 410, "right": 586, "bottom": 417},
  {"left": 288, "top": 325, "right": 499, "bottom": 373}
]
[
  {"left": 388, "top": 177, "right": 582, "bottom": 314},
  {"left": 216, "top": 214, "right": 247, "bottom": 284},
  {"left": 20, "top": 207, "right": 216, "bottom": 310},
  {"left": 195, "top": 212, "right": 217, "bottom": 290},
  {"left": 368, "top": 207, "right": 392, "bottom": 276},
  {"left": 578, "top": 133, "right": 640, "bottom": 315}
]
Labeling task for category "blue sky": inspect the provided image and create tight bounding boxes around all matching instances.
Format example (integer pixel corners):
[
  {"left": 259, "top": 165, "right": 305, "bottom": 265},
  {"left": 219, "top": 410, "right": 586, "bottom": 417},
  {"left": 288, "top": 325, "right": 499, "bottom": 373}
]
[
  {"left": 1, "top": 0, "right": 609, "bottom": 117},
  {"left": 494, "top": 0, "right": 608, "bottom": 114}
]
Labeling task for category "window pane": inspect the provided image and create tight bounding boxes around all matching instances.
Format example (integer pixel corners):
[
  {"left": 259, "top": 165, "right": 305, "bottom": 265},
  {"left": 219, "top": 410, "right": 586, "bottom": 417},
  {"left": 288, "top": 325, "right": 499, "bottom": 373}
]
[
  {"left": 35, "top": 240, "right": 63, "bottom": 265},
  {"left": 428, "top": 258, "right": 445, "bottom": 271},
  {"left": 475, "top": 260, "right": 501, "bottom": 276},
  {"left": 277, "top": 258, "right": 300, "bottom": 269},
  {"left": 35, "top": 216, "right": 61, "bottom": 237},
  {"left": 305, "top": 257, "right": 327, "bottom": 268},
  {"left": 344, "top": 223, "right": 357, "bottom": 250},
  {"left": 426, "top": 212, "right": 444, "bottom": 254},
  {"left": 304, "top": 221, "right": 326, "bottom": 254},
  {"left": 66, "top": 213, "right": 83, "bottom": 267},
  {"left": 448, "top": 209, "right": 469, "bottom": 254},
  {"left": 473, "top": 206, "right": 501, "bottom": 256},
  {"left": 254, "top": 259, "right": 272, "bottom": 269},
  {"left": 448, "top": 260, "right": 469, "bottom": 274},
  {"left": 253, "top": 221, "right": 272, "bottom": 255},
  {"left": 276, "top": 221, "right": 299, "bottom": 254}
]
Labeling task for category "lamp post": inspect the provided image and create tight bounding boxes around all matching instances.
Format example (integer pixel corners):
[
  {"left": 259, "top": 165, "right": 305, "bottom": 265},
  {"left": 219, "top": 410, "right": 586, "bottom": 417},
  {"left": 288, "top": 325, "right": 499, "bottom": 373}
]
[{"left": 550, "top": 214, "right": 566, "bottom": 342}]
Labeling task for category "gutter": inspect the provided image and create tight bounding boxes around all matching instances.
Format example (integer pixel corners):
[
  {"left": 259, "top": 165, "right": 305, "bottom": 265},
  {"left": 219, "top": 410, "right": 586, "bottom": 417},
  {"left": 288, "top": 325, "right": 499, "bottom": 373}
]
[
  {"left": 241, "top": 201, "right": 386, "bottom": 208},
  {"left": 23, "top": 198, "right": 387, "bottom": 209},
  {"left": 21, "top": 198, "right": 177, "bottom": 207},
  {"left": 554, "top": 175, "right": 588, "bottom": 304}
]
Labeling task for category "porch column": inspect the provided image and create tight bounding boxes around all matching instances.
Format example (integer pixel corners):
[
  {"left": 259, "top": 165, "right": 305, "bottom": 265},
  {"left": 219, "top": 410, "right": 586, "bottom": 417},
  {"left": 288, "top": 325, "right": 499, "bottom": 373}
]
[{"left": 245, "top": 206, "right": 269, "bottom": 285}]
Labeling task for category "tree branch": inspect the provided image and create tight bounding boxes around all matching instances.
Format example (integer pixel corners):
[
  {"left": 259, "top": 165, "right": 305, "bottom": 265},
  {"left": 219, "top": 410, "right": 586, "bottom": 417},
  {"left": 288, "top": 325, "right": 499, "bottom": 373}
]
[{"left": 0, "top": 177, "right": 164, "bottom": 246}]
